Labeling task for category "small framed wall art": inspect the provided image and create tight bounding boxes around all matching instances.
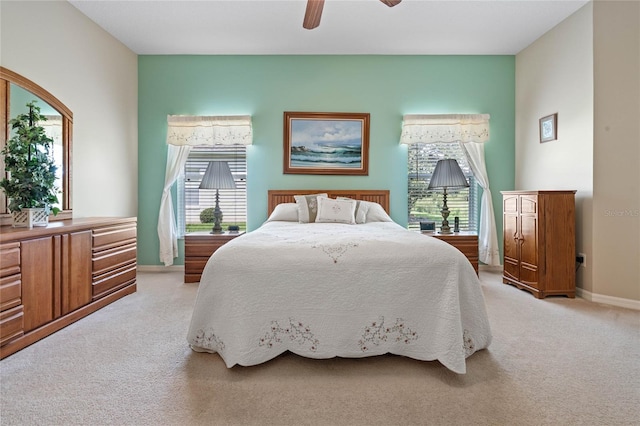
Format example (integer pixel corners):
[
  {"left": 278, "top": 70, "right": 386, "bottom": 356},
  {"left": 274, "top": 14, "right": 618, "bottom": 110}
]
[
  {"left": 539, "top": 113, "right": 558, "bottom": 143},
  {"left": 283, "top": 111, "right": 370, "bottom": 175}
]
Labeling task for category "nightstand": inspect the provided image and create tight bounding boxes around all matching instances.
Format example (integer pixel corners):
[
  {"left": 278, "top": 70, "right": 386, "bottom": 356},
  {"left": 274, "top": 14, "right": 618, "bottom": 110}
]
[
  {"left": 425, "top": 231, "right": 479, "bottom": 275},
  {"left": 184, "top": 231, "right": 245, "bottom": 283}
]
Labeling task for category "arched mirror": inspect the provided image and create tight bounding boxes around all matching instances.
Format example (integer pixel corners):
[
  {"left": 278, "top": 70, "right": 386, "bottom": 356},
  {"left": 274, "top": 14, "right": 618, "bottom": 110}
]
[{"left": 1, "top": 67, "right": 72, "bottom": 225}]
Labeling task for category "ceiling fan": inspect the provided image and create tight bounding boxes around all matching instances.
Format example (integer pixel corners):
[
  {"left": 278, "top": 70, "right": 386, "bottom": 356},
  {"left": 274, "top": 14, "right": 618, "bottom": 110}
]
[{"left": 303, "top": 0, "right": 402, "bottom": 30}]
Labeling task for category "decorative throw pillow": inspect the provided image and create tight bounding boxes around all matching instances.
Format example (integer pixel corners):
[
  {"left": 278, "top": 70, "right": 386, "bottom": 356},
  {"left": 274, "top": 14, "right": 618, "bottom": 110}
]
[
  {"left": 315, "top": 197, "right": 357, "bottom": 224},
  {"left": 363, "top": 201, "right": 393, "bottom": 223},
  {"left": 266, "top": 203, "right": 299, "bottom": 222},
  {"left": 294, "top": 193, "right": 328, "bottom": 223},
  {"left": 336, "top": 197, "right": 393, "bottom": 223},
  {"left": 336, "top": 197, "right": 368, "bottom": 224}
]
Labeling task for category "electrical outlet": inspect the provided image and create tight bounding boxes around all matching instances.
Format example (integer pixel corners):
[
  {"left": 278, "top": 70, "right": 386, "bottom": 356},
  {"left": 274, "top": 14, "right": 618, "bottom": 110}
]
[{"left": 576, "top": 253, "right": 586, "bottom": 267}]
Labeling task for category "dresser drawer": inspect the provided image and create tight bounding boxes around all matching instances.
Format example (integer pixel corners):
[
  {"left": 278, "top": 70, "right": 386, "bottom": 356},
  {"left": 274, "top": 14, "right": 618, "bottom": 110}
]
[
  {"left": 185, "top": 258, "right": 210, "bottom": 274},
  {"left": 0, "top": 274, "right": 21, "bottom": 311},
  {"left": 0, "top": 305, "right": 24, "bottom": 346},
  {"left": 0, "top": 242, "right": 20, "bottom": 278},
  {"left": 430, "top": 232, "right": 479, "bottom": 275},
  {"left": 93, "top": 242, "right": 137, "bottom": 276},
  {"left": 93, "top": 224, "right": 137, "bottom": 251},
  {"left": 184, "top": 232, "right": 244, "bottom": 283},
  {"left": 93, "top": 262, "right": 137, "bottom": 300},
  {"left": 185, "top": 239, "right": 232, "bottom": 257}
]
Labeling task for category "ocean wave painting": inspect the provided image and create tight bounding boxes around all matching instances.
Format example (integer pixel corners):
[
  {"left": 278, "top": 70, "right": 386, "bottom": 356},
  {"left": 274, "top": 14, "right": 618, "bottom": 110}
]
[
  {"left": 290, "top": 143, "right": 361, "bottom": 167},
  {"left": 289, "top": 118, "right": 363, "bottom": 169}
]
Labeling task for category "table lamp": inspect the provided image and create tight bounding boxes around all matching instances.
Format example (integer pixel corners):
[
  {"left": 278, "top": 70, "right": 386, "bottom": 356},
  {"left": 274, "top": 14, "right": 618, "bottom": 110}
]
[
  {"left": 199, "top": 161, "right": 236, "bottom": 234},
  {"left": 428, "top": 159, "right": 469, "bottom": 234}
]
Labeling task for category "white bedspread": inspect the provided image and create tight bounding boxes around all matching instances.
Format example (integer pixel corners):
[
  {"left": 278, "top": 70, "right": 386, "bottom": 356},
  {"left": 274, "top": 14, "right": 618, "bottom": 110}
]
[{"left": 187, "top": 221, "right": 492, "bottom": 374}]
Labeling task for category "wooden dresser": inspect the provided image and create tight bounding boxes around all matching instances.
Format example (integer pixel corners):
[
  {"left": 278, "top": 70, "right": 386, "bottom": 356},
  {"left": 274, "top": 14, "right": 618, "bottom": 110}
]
[
  {"left": 184, "top": 231, "right": 244, "bottom": 283},
  {"left": 501, "top": 191, "right": 576, "bottom": 298},
  {"left": 0, "top": 217, "right": 137, "bottom": 358}
]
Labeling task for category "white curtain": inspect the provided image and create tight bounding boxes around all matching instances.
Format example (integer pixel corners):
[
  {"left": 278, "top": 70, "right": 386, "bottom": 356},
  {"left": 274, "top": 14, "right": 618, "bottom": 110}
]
[
  {"left": 158, "top": 115, "right": 252, "bottom": 266},
  {"left": 400, "top": 114, "right": 500, "bottom": 266},
  {"left": 460, "top": 142, "right": 500, "bottom": 266},
  {"left": 158, "top": 144, "right": 192, "bottom": 266}
]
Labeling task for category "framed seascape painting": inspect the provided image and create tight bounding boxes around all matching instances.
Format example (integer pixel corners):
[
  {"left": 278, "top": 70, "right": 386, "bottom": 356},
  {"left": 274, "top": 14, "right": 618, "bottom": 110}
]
[{"left": 283, "top": 111, "right": 370, "bottom": 175}]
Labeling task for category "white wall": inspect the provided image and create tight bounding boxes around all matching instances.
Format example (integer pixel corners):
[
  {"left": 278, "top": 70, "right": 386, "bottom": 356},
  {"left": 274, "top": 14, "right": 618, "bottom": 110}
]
[
  {"left": 0, "top": 0, "right": 138, "bottom": 218},
  {"left": 516, "top": 1, "right": 640, "bottom": 306},
  {"left": 592, "top": 0, "right": 640, "bottom": 303},
  {"left": 515, "top": 4, "right": 594, "bottom": 293}
]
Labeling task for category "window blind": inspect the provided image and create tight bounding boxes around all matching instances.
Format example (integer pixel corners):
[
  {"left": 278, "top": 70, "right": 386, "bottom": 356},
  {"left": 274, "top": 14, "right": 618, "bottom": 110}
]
[
  {"left": 178, "top": 145, "right": 247, "bottom": 236},
  {"left": 407, "top": 143, "right": 477, "bottom": 231}
]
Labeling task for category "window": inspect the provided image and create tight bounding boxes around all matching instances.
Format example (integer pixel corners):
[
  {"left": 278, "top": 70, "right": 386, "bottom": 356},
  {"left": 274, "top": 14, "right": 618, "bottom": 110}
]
[
  {"left": 177, "top": 145, "right": 247, "bottom": 236},
  {"left": 407, "top": 143, "right": 477, "bottom": 231}
]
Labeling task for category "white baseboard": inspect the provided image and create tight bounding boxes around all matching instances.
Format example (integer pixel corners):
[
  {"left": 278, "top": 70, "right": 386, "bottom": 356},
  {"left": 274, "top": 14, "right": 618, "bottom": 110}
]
[
  {"left": 576, "top": 288, "right": 640, "bottom": 311},
  {"left": 479, "top": 265, "right": 639, "bottom": 310},
  {"left": 137, "top": 265, "right": 184, "bottom": 273},
  {"left": 479, "top": 264, "right": 503, "bottom": 272}
]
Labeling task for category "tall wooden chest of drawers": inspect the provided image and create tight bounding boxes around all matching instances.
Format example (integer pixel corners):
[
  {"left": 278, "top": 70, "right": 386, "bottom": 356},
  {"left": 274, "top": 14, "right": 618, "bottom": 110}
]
[{"left": 501, "top": 191, "right": 576, "bottom": 298}]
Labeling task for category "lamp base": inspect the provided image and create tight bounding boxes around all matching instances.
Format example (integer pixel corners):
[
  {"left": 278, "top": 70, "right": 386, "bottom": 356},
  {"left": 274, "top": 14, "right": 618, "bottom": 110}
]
[
  {"left": 210, "top": 216, "right": 224, "bottom": 234},
  {"left": 210, "top": 189, "right": 224, "bottom": 234},
  {"left": 438, "top": 189, "right": 453, "bottom": 234},
  {"left": 210, "top": 214, "right": 224, "bottom": 233},
  {"left": 438, "top": 222, "right": 453, "bottom": 234}
]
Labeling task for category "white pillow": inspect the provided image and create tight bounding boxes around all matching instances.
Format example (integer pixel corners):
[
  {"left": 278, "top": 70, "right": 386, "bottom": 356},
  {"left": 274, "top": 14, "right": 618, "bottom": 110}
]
[
  {"left": 337, "top": 197, "right": 368, "bottom": 224},
  {"left": 294, "top": 193, "right": 328, "bottom": 223},
  {"left": 315, "top": 197, "right": 357, "bottom": 224},
  {"left": 266, "top": 203, "right": 299, "bottom": 222},
  {"left": 336, "top": 197, "right": 393, "bottom": 223},
  {"left": 363, "top": 201, "right": 393, "bottom": 223}
]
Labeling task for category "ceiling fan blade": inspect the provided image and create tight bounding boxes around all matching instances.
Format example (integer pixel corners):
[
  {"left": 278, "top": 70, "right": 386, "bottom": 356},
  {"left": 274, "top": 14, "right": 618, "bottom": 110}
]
[
  {"left": 303, "top": 0, "right": 325, "bottom": 30},
  {"left": 380, "top": 0, "right": 402, "bottom": 7}
]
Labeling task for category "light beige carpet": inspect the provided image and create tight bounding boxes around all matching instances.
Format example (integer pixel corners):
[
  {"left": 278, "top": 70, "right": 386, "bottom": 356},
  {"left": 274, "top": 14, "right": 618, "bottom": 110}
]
[{"left": 1, "top": 270, "right": 638, "bottom": 426}]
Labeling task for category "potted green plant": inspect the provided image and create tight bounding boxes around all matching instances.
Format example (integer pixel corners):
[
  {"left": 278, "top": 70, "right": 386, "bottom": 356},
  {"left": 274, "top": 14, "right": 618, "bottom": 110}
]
[{"left": 1, "top": 101, "right": 60, "bottom": 227}]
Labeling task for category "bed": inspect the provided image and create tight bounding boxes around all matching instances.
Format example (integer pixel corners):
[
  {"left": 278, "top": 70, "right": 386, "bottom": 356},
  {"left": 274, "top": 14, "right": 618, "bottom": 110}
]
[{"left": 187, "top": 190, "right": 492, "bottom": 374}]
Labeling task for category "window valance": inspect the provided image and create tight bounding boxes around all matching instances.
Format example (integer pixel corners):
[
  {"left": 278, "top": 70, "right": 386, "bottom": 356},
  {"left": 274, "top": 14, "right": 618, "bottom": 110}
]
[
  {"left": 166, "top": 115, "right": 253, "bottom": 146},
  {"left": 399, "top": 114, "right": 490, "bottom": 144}
]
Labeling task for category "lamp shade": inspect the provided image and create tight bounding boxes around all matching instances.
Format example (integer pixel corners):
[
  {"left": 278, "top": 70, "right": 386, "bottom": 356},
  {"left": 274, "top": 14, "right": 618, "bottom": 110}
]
[
  {"left": 428, "top": 159, "right": 469, "bottom": 190},
  {"left": 199, "top": 161, "right": 236, "bottom": 190}
]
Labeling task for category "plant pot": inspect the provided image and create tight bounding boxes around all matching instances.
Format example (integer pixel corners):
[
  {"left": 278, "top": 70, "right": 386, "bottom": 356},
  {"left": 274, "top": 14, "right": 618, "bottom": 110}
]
[{"left": 12, "top": 208, "right": 49, "bottom": 228}]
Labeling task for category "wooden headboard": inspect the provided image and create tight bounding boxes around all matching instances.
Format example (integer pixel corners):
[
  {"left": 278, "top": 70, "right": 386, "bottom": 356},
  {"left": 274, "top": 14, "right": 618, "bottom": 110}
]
[{"left": 267, "top": 189, "right": 390, "bottom": 215}]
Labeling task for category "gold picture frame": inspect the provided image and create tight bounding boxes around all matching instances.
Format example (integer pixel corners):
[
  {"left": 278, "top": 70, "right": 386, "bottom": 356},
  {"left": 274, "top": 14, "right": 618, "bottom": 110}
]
[{"left": 283, "top": 111, "right": 370, "bottom": 175}]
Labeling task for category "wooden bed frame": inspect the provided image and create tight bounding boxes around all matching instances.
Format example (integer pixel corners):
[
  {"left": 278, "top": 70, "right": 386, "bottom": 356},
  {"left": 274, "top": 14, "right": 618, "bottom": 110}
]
[{"left": 267, "top": 189, "right": 390, "bottom": 215}]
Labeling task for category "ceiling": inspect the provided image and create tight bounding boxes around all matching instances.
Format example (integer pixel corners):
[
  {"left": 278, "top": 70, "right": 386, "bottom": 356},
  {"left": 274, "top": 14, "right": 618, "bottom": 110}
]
[{"left": 68, "top": 0, "right": 590, "bottom": 55}]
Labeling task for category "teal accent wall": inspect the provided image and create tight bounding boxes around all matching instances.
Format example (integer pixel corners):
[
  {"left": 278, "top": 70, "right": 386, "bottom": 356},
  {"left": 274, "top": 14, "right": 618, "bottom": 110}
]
[{"left": 138, "top": 55, "right": 515, "bottom": 266}]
